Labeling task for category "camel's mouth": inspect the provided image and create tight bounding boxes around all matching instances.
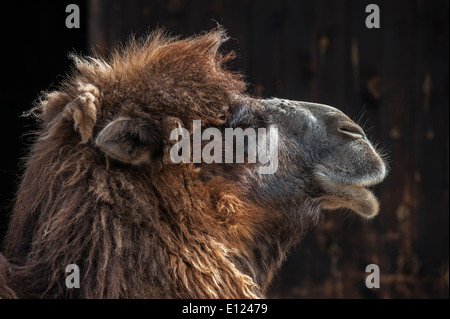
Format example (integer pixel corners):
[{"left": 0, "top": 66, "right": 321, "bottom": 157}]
[
  {"left": 315, "top": 160, "right": 387, "bottom": 189},
  {"left": 313, "top": 169, "right": 384, "bottom": 218}
]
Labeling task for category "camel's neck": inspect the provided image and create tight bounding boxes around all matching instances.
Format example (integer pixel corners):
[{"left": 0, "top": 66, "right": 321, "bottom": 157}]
[{"left": 231, "top": 200, "right": 321, "bottom": 294}]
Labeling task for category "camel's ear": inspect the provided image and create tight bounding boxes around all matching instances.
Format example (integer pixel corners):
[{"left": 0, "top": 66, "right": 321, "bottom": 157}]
[
  {"left": 41, "top": 83, "right": 99, "bottom": 143},
  {"left": 95, "top": 117, "right": 161, "bottom": 165}
]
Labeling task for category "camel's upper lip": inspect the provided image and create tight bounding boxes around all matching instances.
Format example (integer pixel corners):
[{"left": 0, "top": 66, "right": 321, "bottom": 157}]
[{"left": 314, "top": 167, "right": 387, "bottom": 188}]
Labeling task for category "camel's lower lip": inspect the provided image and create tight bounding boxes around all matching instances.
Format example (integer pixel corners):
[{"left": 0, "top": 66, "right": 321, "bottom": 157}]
[{"left": 316, "top": 179, "right": 380, "bottom": 218}]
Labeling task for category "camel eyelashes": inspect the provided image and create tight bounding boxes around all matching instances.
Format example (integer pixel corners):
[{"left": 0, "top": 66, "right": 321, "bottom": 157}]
[{"left": 95, "top": 117, "right": 161, "bottom": 165}]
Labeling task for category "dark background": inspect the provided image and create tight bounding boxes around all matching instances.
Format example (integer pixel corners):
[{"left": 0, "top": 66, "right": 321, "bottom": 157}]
[{"left": 0, "top": 0, "right": 448, "bottom": 298}]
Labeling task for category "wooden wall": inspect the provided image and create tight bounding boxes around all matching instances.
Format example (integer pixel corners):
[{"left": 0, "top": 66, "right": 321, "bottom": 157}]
[
  {"left": 0, "top": 0, "right": 446, "bottom": 299},
  {"left": 88, "top": 0, "right": 448, "bottom": 298}
]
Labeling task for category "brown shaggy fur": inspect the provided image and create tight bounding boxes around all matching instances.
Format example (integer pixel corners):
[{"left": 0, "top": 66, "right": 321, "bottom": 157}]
[
  {"left": 1, "top": 29, "right": 265, "bottom": 298},
  {"left": 0, "top": 28, "right": 386, "bottom": 298}
]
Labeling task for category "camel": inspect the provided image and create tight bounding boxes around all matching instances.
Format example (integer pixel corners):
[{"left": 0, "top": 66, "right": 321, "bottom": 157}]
[{"left": 0, "top": 28, "right": 387, "bottom": 298}]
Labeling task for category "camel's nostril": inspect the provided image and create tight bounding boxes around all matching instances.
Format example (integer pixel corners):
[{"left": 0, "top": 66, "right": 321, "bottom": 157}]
[{"left": 338, "top": 123, "right": 365, "bottom": 139}]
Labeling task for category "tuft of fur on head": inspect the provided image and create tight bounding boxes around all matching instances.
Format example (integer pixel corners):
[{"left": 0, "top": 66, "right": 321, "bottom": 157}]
[{"left": 26, "top": 27, "right": 246, "bottom": 143}]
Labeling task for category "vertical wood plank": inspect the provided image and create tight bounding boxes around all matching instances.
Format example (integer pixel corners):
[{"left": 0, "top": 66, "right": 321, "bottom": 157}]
[
  {"left": 378, "top": 0, "right": 417, "bottom": 298},
  {"left": 413, "top": 0, "right": 449, "bottom": 298}
]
